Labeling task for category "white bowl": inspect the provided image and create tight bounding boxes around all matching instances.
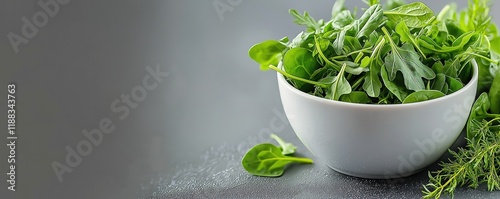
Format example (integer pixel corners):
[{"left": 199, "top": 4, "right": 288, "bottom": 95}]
[{"left": 277, "top": 60, "right": 479, "bottom": 179}]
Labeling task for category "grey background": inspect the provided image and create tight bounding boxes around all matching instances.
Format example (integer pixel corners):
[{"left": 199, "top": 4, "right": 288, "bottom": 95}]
[{"left": 0, "top": 0, "right": 498, "bottom": 198}]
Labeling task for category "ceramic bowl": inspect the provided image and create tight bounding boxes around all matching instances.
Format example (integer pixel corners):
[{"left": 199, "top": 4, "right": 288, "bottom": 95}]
[{"left": 277, "top": 60, "right": 479, "bottom": 179}]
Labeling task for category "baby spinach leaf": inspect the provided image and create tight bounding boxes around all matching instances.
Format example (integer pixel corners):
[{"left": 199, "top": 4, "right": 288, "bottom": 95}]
[
  {"left": 381, "top": 65, "right": 409, "bottom": 102},
  {"left": 431, "top": 73, "right": 448, "bottom": 94},
  {"left": 466, "top": 93, "right": 492, "bottom": 141},
  {"left": 385, "top": 0, "right": 406, "bottom": 10},
  {"left": 490, "top": 37, "right": 500, "bottom": 54},
  {"left": 270, "top": 134, "right": 297, "bottom": 155},
  {"left": 241, "top": 143, "right": 313, "bottom": 177},
  {"left": 384, "top": 41, "right": 436, "bottom": 91},
  {"left": 248, "top": 40, "right": 287, "bottom": 70},
  {"left": 340, "top": 91, "right": 372, "bottom": 103},
  {"left": 489, "top": 70, "right": 500, "bottom": 114},
  {"left": 384, "top": 2, "right": 435, "bottom": 28},
  {"left": 446, "top": 76, "right": 464, "bottom": 93},
  {"left": 446, "top": 21, "right": 465, "bottom": 38},
  {"left": 356, "top": 4, "right": 384, "bottom": 39},
  {"left": 328, "top": 63, "right": 352, "bottom": 100},
  {"left": 283, "top": 47, "right": 321, "bottom": 90},
  {"left": 332, "top": 10, "right": 354, "bottom": 29},
  {"left": 402, "top": 90, "right": 445, "bottom": 104}
]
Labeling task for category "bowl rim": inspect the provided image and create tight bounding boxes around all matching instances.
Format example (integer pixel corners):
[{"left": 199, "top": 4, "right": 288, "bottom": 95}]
[{"left": 277, "top": 59, "right": 479, "bottom": 108}]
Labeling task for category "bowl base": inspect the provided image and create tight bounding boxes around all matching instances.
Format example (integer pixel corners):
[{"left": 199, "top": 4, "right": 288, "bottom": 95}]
[{"left": 327, "top": 165, "right": 426, "bottom": 179}]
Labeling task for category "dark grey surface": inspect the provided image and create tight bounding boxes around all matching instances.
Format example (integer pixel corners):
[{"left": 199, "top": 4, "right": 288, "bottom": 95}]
[{"left": 0, "top": 0, "right": 499, "bottom": 199}]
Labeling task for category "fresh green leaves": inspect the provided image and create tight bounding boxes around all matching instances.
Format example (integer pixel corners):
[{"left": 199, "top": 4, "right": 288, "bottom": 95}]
[
  {"left": 489, "top": 70, "right": 500, "bottom": 114},
  {"left": 289, "top": 9, "right": 320, "bottom": 32},
  {"left": 283, "top": 47, "right": 321, "bottom": 90},
  {"left": 249, "top": 0, "right": 499, "bottom": 105},
  {"left": 356, "top": 4, "right": 384, "bottom": 39},
  {"left": 402, "top": 90, "right": 445, "bottom": 104},
  {"left": 383, "top": 32, "right": 436, "bottom": 91},
  {"left": 384, "top": 2, "right": 435, "bottom": 28},
  {"left": 241, "top": 134, "right": 313, "bottom": 177},
  {"left": 248, "top": 40, "right": 286, "bottom": 70},
  {"left": 328, "top": 63, "right": 352, "bottom": 100}
]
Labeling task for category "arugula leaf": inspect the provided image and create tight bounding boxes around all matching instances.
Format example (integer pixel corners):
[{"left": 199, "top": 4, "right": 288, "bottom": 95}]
[
  {"left": 381, "top": 63, "right": 409, "bottom": 102},
  {"left": 363, "top": 37, "right": 385, "bottom": 97},
  {"left": 289, "top": 9, "right": 320, "bottom": 32},
  {"left": 333, "top": 29, "right": 347, "bottom": 55},
  {"left": 383, "top": 29, "right": 436, "bottom": 91},
  {"left": 395, "top": 21, "right": 426, "bottom": 58},
  {"left": 331, "top": 0, "right": 346, "bottom": 18},
  {"left": 327, "top": 63, "right": 352, "bottom": 100},
  {"left": 384, "top": 2, "right": 435, "bottom": 28}
]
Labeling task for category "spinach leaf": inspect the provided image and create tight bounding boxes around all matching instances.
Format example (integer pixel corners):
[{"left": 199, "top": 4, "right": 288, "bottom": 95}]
[
  {"left": 283, "top": 47, "right": 321, "bottom": 90},
  {"left": 332, "top": 10, "right": 354, "bottom": 29},
  {"left": 383, "top": 28, "right": 436, "bottom": 91},
  {"left": 402, "top": 90, "right": 445, "bottom": 104},
  {"left": 489, "top": 70, "right": 500, "bottom": 114},
  {"left": 248, "top": 40, "right": 287, "bottom": 70},
  {"left": 431, "top": 73, "right": 448, "bottom": 94},
  {"left": 466, "top": 93, "right": 492, "bottom": 140},
  {"left": 446, "top": 76, "right": 464, "bottom": 93},
  {"left": 327, "top": 63, "right": 352, "bottom": 100},
  {"left": 356, "top": 4, "right": 384, "bottom": 39},
  {"left": 270, "top": 134, "right": 297, "bottom": 155},
  {"left": 241, "top": 143, "right": 313, "bottom": 177},
  {"left": 385, "top": 0, "right": 406, "bottom": 10},
  {"left": 340, "top": 91, "right": 372, "bottom": 103},
  {"left": 384, "top": 2, "right": 435, "bottom": 28}
]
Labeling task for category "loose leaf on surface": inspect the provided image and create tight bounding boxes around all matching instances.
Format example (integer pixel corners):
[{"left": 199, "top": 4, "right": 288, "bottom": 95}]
[{"left": 241, "top": 143, "right": 313, "bottom": 177}]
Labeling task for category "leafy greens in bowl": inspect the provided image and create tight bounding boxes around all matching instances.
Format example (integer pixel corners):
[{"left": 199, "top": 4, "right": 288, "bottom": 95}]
[{"left": 249, "top": 0, "right": 499, "bottom": 104}]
